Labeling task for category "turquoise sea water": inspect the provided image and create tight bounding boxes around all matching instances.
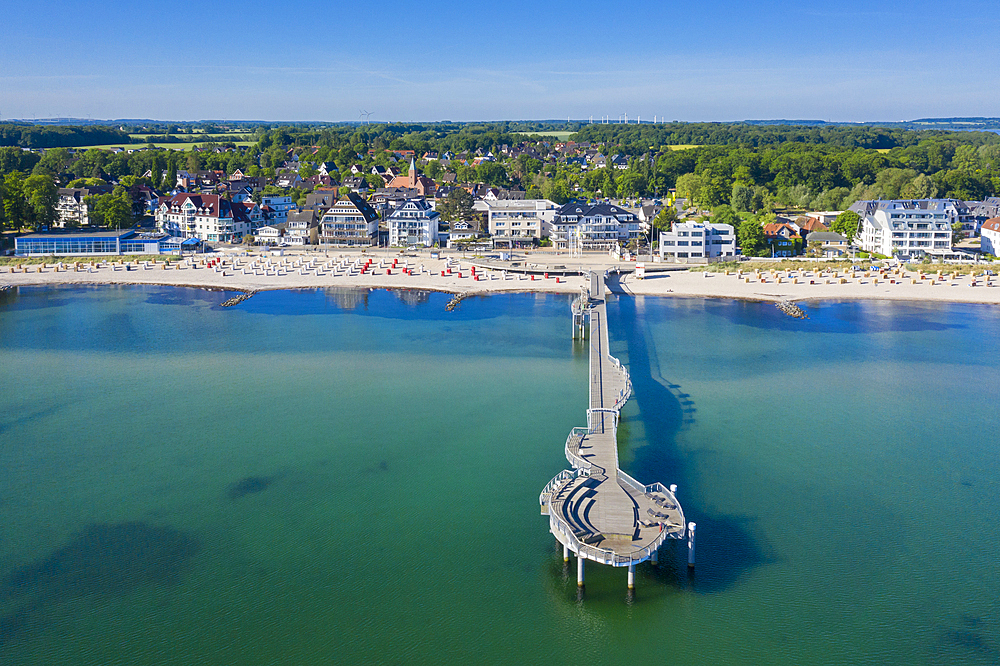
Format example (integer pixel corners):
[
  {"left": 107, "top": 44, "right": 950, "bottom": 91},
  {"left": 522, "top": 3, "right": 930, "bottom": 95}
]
[{"left": 0, "top": 286, "right": 998, "bottom": 665}]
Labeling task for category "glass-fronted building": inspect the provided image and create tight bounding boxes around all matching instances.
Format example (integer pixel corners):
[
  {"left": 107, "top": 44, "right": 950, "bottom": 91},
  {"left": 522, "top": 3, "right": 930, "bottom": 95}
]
[{"left": 14, "top": 231, "right": 200, "bottom": 256}]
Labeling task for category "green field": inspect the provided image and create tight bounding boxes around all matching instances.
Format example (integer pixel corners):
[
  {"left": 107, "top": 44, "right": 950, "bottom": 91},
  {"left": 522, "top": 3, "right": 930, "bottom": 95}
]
[
  {"left": 77, "top": 141, "right": 257, "bottom": 152},
  {"left": 536, "top": 131, "right": 575, "bottom": 140},
  {"left": 129, "top": 131, "right": 252, "bottom": 141}
]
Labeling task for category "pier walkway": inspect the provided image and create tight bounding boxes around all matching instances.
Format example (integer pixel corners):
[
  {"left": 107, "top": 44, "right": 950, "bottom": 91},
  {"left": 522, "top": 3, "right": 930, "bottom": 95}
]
[{"left": 540, "top": 274, "right": 687, "bottom": 586}]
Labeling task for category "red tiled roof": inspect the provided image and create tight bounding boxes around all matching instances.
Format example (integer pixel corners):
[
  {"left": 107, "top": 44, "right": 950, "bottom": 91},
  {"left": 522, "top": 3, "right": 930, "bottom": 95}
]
[
  {"left": 762, "top": 223, "right": 798, "bottom": 237},
  {"left": 983, "top": 217, "right": 1000, "bottom": 233}
]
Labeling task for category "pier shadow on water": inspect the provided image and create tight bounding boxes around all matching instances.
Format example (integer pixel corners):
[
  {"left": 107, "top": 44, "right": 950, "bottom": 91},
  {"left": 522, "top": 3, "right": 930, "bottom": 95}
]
[
  {"left": 610, "top": 295, "right": 776, "bottom": 595},
  {"left": 0, "top": 522, "right": 200, "bottom": 646}
]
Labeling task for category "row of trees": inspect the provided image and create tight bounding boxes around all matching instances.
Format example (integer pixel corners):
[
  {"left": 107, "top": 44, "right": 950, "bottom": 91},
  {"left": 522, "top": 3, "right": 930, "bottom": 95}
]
[{"left": 0, "top": 124, "right": 131, "bottom": 148}]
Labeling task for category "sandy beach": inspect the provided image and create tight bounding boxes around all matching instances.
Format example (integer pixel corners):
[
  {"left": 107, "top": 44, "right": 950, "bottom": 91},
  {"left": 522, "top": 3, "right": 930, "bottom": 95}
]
[
  {"left": 0, "top": 250, "right": 589, "bottom": 295},
  {"left": 4, "top": 249, "right": 1000, "bottom": 306},
  {"left": 620, "top": 266, "right": 1000, "bottom": 305}
]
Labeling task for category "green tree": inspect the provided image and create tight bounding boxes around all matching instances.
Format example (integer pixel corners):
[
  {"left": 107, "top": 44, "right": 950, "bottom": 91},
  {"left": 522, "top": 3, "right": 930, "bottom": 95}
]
[
  {"left": 2, "top": 172, "right": 29, "bottom": 230},
  {"left": 674, "top": 173, "right": 704, "bottom": 206},
  {"left": 616, "top": 171, "right": 647, "bottom": 199},
  {"left": 830, "top": 210, "right": 861, "bottom": 243},
  {"left": 67, "top": 177, "right": 109, "bottom": 188},
  {"left": 86, "top": 191, "right": 134, "bottom": 229},
  {"left": 476, "top": 162, "right": 509, "bottom": 188},
  {"left": 901, "top": 173, "right": 937, "bottom": 199},
  {"left": 162, "top": 162, "right": 177, "bottom": 192},
  {"left": 542, "top": 179, "right": 570, "bottom": 204},
  {"left": 737, "top": 217, "right": 766, "bottom": 256},
  {"left": 711, "top": 204, "right": 740, "bottom": 229},
  {"left": 730, "top": 183, "right": 755, "bottom": 212},
  {"left": 437, "top": 187, "right": 474, "bottom": 222},
  {"left": 652, "top": 206, "right": 677, "bottom": 232},
  {"left": 425, "top": 160, "right": 443, "bottom": 180},
  {"left": 22, "top": 174, "right": 58, "bottom": 228},
  {"left": 0, "top": 147, "right": 42, "bottom": 175},
  {"left": 952, "top": 221, "right": 964, "bottom": 244}
]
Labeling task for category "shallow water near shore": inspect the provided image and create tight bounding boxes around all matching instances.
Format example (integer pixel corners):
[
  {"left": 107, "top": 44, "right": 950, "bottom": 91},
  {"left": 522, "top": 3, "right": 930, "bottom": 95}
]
[{"left": 1, "top": 285, "right": 999, "bottom": 665}]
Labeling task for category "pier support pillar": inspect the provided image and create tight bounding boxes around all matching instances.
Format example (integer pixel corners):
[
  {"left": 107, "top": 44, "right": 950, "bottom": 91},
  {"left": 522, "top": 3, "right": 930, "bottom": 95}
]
[
  {"left": 651, "top": 548, "right": 658, "bottom": 567},
  {"left": 687, "top": 522, "right": 697, "bottom": 569},
  {"left": 627, "top": 562, "right": 635, "bottom": 590},
  {"left": 563, "top": 544, "right": 570, "bottom": 562},
  {"left": 577, "top": 554, "right": 585, "bottom": 587}
]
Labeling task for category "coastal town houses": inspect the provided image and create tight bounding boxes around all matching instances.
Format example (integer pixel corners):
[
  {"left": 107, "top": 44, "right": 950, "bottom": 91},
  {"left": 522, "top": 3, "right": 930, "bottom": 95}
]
[
  {"left": 762, "top": 222, "right": 801, "bottom": 257},
  {"left": 850, "top": 199, "right": 956, "bottom": 259},
  {"left": 319, "top": 192, "right": 380, "bottom": 246},
  {"left": 155, "top": 193, "right": 256, "bottom": 243},
  {"left": 805, "top": 231, "right": 849, "bottom": 258},
  {"left": 256, "top": 223, "right": 287, "bottom": 246},
  {"left": 658, "top": 222, "right": 736, "bottom": 263},
  {"left": 342, "top": 176, "right": 369, "bottom": 193},
  {"left": 302, "top": 189, "right": 338, "bottom": 211},
  {"left": 981, "top": 218, "right": 1000, "bottom": 256},
  {"left": 286, "top": 209, "right": 319, "bottom": 245},
  {"left": 475, "top": 199, "right": 558, "bottom": 247},
  {"left": 551, "top": 202, "right": 643, "bottom": 250},
  {"left": 445, "top": 220, "right": 480, "bottom": 248},
  {"left": 385, "top": 158, "right": 436, "bottom": 198},
  {"left": 56, "top": 185, "right": 112, "bottom": 227},
  {"left": 260, "top": 195, "right": 295, "bottom": 225},
  {"left": 386, "top": 198, "right": 440, "bottom": 247}
]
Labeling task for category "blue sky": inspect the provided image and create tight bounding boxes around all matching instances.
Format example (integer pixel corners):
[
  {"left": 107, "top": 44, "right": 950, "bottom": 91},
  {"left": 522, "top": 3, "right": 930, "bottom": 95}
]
[{"left": 1, "top": 0, "right": 997, "bottom": 122}]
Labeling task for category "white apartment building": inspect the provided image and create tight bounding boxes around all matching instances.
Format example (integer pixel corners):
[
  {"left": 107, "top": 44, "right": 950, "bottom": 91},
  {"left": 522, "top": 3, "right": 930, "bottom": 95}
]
[
  {"left": 261, "top": 195, "right": 295, "bottom": 225},
  {"left": 850, "top": 199, "right": 955, "bottom": 259},
  {"left": 319, "top": 192, "right": 380, "bottom": 246},
  {"left": 55, "top": 186, "right": 111, "bottom": 227},
  {"left": 285, "top": 209, "right": 318, "bottom": 245},
  {"left": 658, "top": 222, "right": 736, "bottom": 263},
  {"left": 552, "top": 202, "right": 644, "bottom": 250},
  {"left": 386, "top": 198, "right": 440, "bottom": 247},
  {"left": 475, "top": 199, "right": 557, "bottom": 243},
  {"left": 155, "top": 193, "right": 257, "bottom": 243},
  {"left": 981, "top": 218, "right": 1000, "bottom": 256}
]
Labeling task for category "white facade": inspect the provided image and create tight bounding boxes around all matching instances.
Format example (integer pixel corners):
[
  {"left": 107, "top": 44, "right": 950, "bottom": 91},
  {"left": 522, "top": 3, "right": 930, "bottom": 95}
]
[
  {"left": 446, "top": 220, "right": 479, "bottom": 248},
  {"left": 256, "top": 224, "right": 286, "bottom": 245},
  {"left": 155, "top": 193, "right": 256, "bottom": 243},
  {"left": 658, "top": 222, "right": 736, "bottom": 263},
  {"left": 387, "top": 199, "right": 440, "bottom": 247},
  {"left": 476, "top": 199, "right": 557, "bottom": 239},
  {"left": 851, "top": 200, "right": 954, "bottom": 258},
  {"left": 319, "top": 193, "right": 380, "bottom": 246},
  {"left": 552, "top": 202, "right": 643, "bottom": 250},
  {"left": 285, "top": 210, "right": 316, "bottom": 245},
  {"left": 981, "top": 218, "right": 1000, "bottom": 256},
  {"left": 56, "top": 187, "right": 108, "bottom": 227}
]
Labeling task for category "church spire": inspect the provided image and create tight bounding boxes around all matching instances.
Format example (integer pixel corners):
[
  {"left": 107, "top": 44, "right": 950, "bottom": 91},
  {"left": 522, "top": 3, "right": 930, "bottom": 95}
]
[{"left": 409, "top": 156, "right": 417, "bottom": 188}]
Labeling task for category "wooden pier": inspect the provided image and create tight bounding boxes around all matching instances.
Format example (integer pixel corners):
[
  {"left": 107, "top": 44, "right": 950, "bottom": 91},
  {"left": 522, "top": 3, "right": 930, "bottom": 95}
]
[{"left": 540, "top": 273, "right": 691, "bottom": 590}]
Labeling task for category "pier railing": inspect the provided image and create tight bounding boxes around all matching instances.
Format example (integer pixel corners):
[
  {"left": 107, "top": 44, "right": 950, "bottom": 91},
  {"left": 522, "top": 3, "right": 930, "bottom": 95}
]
[
  {"left": 539, "top": 468, "right": 576, "bottom": 510},
  {"left": 563, "top": 427, "right": 591, "bottom": 471},
  {"left": 548, "top": 510, "right": 672, "bottom": 567}
]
